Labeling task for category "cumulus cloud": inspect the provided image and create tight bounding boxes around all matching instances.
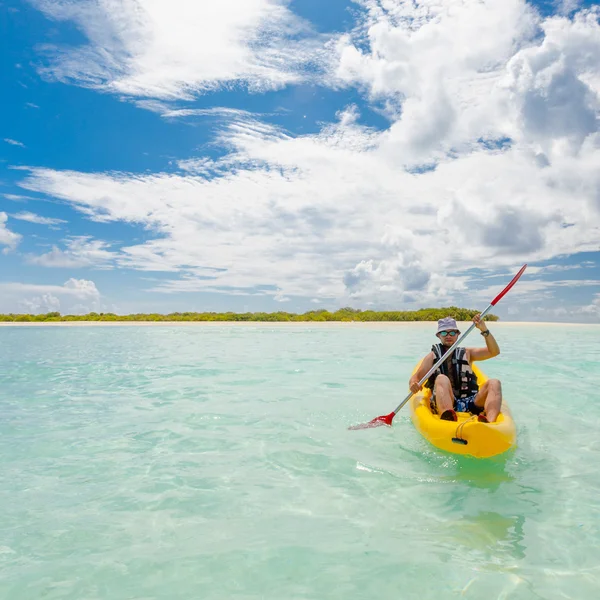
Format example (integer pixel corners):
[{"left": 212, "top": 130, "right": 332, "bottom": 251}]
[
  {"left": 0, "top": 212, "right": 22, "bottom": 252},
  {"left": 20, "top": 294, "right": 61, "bottom": 314},
  {"left": 0, "top": 278, "right": 102, "bottom": 315},
  {"left": 32, "top": 0, "right": 329, "bottom": 101},
  {"left": 333, "top": 0, "right": 539, "bottom": 160},
  {"left": 503, "top": 10, "right": 600, "bottom": 154}
]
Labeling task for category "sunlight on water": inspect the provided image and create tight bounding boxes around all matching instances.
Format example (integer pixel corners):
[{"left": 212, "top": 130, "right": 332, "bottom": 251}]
[{"left": 0, "top": 323, "right": 599, "bottom": 599}]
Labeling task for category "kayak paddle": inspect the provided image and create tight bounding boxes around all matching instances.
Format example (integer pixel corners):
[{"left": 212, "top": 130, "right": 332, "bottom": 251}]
[{"left": 348, "top": 263, "right": 528, "bottom": 430}]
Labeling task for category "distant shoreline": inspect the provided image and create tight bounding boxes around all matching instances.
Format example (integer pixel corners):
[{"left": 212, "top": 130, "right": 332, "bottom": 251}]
[{"left": 0, "top": 321, "right": 595, "bottom": 327}]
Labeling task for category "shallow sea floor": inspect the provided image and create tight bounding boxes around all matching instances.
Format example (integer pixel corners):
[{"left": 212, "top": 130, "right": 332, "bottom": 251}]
[{"left": 1, "top": 324, "right": 599, "bottom": 599}]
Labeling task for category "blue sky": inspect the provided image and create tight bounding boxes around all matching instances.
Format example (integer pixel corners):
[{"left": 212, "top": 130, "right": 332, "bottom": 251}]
[{"left": 1, "top": 0, "right": 599, "bottom": 322}]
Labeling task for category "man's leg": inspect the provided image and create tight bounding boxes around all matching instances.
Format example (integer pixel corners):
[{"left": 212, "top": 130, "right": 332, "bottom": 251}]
[
  {"left": 433, "top": 375, "right": 455, "bottom": 417},
  {"left": 473, "top": 379, "right": 502, "bottom": 422}
]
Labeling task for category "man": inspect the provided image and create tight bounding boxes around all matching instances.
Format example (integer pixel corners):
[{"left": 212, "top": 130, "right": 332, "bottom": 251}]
[{"left": 408, "top": 315, "right": 503, "bottom": 422}]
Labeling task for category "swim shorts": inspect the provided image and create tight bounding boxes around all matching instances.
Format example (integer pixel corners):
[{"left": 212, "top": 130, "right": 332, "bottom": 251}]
[
  {"left": 431, "top": 393, "right": 484, "bottom": 415},
  {"left": 454, "top": 394, "right": 484, "bottom": 415}
]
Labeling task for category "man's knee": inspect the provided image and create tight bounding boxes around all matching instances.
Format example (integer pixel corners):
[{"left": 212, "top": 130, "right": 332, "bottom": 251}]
[
  {"left": 488, "top": 378, "right": 502, "bottom": 394},
  {"left": 434, "top": 374, "right": 451, "bottom": 391}
]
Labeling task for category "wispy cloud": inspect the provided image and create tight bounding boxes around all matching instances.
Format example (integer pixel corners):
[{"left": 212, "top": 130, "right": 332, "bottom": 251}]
[
  {"left": 32, "top": 0, "right": 331, "bottom": 102},
  {"left": 4, "top": 138, "right": 26, "bottom": 148},
  {"left": 0, "top": 278, "right": 100, "bottom": 297},
  {"left": 0, "top": 212, "right": 22, "bottom": 252},
  {"left": 130, "top": 101, "right": 263, "bottom": 122},
  {"left": 471, "top": 277, "right": 600, "bottom": 308},
  {"left": 162, "top": 107, "right": 261, "bottom": 120},
  {"left": 507, "top": 290, "right": 600, "bottom": 322},
  {"left": 12, "top": 211, "right": 67, "bottom": 226},
  {"left": 3, "top": 194, "right": 40, "bottom": 202},
  {"left": 525, "top": 263, "right": 595, "bottom": 275}
]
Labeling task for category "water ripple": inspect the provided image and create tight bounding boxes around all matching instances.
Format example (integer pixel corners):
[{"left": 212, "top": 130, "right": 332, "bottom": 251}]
[{"left": 0, "top": 324, "right": 599, "bottom": 599}]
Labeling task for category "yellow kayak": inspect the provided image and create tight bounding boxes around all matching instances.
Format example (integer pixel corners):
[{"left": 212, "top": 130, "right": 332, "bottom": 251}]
[{"left": 408, "top": 362, "right": 516, "bottom": 458}]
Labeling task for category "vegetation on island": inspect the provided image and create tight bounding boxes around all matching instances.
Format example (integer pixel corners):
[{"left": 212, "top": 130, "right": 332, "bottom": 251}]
[{"left": 0, "top": 307, "right": 498, "bottom": 323}]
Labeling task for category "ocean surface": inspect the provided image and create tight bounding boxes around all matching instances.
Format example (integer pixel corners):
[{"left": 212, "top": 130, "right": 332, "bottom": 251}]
[{"left": 0, "top": 323, "right": 599, "bottom": 599}]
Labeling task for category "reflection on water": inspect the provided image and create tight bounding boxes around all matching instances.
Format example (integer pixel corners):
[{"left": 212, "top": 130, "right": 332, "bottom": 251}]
[
  {"left": 444, "top": 454, "right": 516, "bottom": 489},
  {"left": 393, "top": 426, "right": 578, "bottom": 597},
  {"left": 443, "top": 511, "right": 527, "bottom": 561}
]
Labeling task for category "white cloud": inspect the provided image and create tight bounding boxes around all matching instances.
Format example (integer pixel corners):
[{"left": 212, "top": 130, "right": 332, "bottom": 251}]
[
  {"left": 2, "top": 194, "right": 39, "bottom": 202},
  {"left": 163, "top": 107, "right": 259, "bottom": 120},
  {"left": 19, "top": 105, "right": 600, "bottom": 307},
  {"left": 32, "top": 0, "right": 329, "bottom": 101},
  {"left": 0, "top": 278, "right": 102, "bottom": 315},
  {"left": 4, "top": 138, "right": 25, "bottom": 147},
  {"left": 0, "top": 278, "right": 100, "bottom": 298},
  {"left": 62, "top": 278, "right": 101, "bottom": 296},
  {"left": 123, "top": 99, "right": 260, "bottom": 119},
  {"left": 332, "top": 0, "right": 539, "bottom": 161},
  {"left": 525, "top": 262, "right": 594, "bottom": 275},
  {"left": 472, "top": 277, "right": 600, "bottom": 303},
  {"left": 581, "top": 293, "right": 600, "bottom": 317},
  {"left": 559, "top": 1, "right": 582, "bottom": 15},
  {"left": 334, "top": 2, "right": 600, "bottom": 164},
  {"left": 14, "top": 1, "right": 600, "bottom": 312},
  {"left": 20, "top": 294, "right": 61, "bottom": 314},
  {"left": 502, "top": 10, "right": 600, "bottom": 154},
  {"left": 12, "top": 211, "right": 67, "bottom": 226},
  {"left": 27, "top": 236, "right": 115, "bottom": 268},
  {"left": 513, "top": 291, "right": 600, "bottom": 322},
  {"left": 0, "top": 212, "right": 22, "bottom": 252}
]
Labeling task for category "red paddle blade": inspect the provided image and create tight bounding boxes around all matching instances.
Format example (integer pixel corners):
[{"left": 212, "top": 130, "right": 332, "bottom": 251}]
[
  {"left": 491, "top": 263, "right": 527, "bottom": 306},
  {"left": 348, "top": 411, "right": 395, "bottom": 430}
]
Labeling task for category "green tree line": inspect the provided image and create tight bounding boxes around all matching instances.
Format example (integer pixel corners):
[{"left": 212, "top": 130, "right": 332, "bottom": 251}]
[{"left": 0, "top": 308, "right": 498, "bottom": 323}]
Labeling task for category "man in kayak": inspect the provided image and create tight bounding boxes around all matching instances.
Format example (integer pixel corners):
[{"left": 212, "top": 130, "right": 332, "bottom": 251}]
[{"left": 408, "top": 315, "right": 502, "bottom": 422}]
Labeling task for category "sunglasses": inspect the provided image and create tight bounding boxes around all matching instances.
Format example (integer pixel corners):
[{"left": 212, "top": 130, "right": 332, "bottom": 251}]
[{"left": 439, "top": 330, "right": 459, "bottom": 337}]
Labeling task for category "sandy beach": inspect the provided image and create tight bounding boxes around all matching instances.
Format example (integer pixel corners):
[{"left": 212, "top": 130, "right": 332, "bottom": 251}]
[{"left": 0, "top": 320, "right": 594, "bottom": 327}]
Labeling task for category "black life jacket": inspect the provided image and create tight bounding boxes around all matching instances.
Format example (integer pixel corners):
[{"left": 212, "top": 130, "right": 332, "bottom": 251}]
[{"left": 425, "top": 344, "right": 479, "bottom": 399}]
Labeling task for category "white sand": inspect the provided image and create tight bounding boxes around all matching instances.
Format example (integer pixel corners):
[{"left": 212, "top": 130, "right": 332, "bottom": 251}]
[{"left": 0, "top": 320, "right": 595, "bottom": 327}]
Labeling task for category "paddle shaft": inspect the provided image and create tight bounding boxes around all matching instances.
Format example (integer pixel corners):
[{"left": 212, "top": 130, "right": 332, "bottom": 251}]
[{"left": 390, "top": 303, "right": 495, "bottom": 416}]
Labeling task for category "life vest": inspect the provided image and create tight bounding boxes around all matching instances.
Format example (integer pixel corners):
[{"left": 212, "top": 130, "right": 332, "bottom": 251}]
[{"left": 425, "top": 344, "right": 479, "bottom": 399}]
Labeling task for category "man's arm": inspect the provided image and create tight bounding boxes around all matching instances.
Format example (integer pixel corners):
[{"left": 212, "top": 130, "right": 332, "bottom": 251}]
[
  {"left": 466, "top": 314, "right": 500, "bottom": 362},
  {"left": 409, "top": 352, "right": 435, "bottom": 393}
]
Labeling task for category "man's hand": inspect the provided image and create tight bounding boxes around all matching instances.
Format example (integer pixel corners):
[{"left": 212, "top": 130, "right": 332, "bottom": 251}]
[
  {"left": 409, "top": 379, "right": 422, "bottom": 394},
  {"left": 473, "top": 313, "right": 488, "bottom": 332}
]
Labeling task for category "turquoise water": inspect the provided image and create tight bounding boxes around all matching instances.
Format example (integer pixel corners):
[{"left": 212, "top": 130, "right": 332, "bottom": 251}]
[{"left": 1, "top": 323, "right": 599, "bottom": 599}]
